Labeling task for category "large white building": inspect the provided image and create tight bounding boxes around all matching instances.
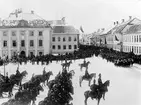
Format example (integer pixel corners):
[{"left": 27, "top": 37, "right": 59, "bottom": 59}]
[{"left": 0, "top": 10, "right": 52, "bottom": 58}]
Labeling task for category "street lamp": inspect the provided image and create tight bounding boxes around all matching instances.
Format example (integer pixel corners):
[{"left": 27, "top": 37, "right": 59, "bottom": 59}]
[
  {"left": 3, "top": 55, "right": 6, "bottom": 76},
  {"left": 17, "top": 52, "right": 20, "bottom": 70}
]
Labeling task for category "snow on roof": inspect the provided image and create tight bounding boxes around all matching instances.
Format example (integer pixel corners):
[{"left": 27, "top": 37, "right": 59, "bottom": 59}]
[
  {"left": 0, "top": 10, "right": 50, "bottom": 28},
  {"left": 53, "top": 25, "right": 79, "bottom": 34}
]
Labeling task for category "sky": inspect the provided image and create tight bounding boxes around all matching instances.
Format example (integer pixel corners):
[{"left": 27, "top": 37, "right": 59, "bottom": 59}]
[{"left": 0, "top": 0, "right": 141, "bottom": 33}]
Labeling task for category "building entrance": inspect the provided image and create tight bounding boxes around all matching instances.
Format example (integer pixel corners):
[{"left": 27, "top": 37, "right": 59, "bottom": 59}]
[{"left": 20, "top": 51, "right": 26, "bottom": 57}]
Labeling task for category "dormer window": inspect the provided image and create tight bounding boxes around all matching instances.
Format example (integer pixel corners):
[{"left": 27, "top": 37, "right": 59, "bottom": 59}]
[{"left": 3, "top": 31, "right": 8, "bottom": 36}]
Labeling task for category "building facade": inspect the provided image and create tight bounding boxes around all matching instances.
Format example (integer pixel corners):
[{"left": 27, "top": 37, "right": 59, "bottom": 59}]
[
  {"left": 51, "top": 25, "right": 79, "bottom": 54},
  {"left": 92, "top": 17, "right": 141, "bottom": 55},
  {"left": 0, "top": 10, "right": 52, "bottom": 58}
]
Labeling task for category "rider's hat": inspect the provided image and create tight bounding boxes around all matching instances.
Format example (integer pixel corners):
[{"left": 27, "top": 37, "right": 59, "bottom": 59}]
[{"left": 99, "top": 73, "right": 101, "bottom": 76}]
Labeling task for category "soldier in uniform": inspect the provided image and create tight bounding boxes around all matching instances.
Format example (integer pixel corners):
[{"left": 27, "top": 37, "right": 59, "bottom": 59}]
[
  {"left": 84, "top": 69, "right": 89, "bottom": 78},
  {"left": 90, "top": 79, "right": 98, "bottom": 99},
  {"left": 16, "top": 67, "right": 20, "bottom": 76},
  {"left": 5, "top": 72, "right": 10, "bottom": 83},
  {"left": 43, "top": 67, "right": 46, "bottom": 75},
  {"left": 98, "top": 73, "right": 103, "bottom": 86}
]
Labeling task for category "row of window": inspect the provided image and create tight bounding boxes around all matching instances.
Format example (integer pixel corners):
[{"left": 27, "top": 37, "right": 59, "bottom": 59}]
[
  {"left": 52, "top": 45, "right": 77, "bottom": 50},
  {"left": 3, "top": 40, "right": 43, "bottom": 47},
  {"left": 123, "top": 46, "right": 141, "bottom": 54},
  {"left": 123, "top": 35, "right": 141, "bottom": 42},
  {"left": 10, "top": 51, "right": 44, "bottom": 57},
  {"left": 52, "top": 36, "right": 77, "bottom": 42},
  {"left": 3, "top": 30, "right": 43, "bottom": 36}
]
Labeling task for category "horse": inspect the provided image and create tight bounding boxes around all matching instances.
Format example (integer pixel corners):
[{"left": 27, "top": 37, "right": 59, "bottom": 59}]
[
  {"left": 21, "top": 77, "right": 42, "bottom": 90},
  {"left": 0, "top": 79, "right": 16, "bottom": 98},
  {"left": 15, "top": 85, "right": 44, "bottom": 105},
  {"left": 9, "top": 70, "right": 28, "bottom": 86},
  {"left": 79, "top": 73, "right": 96, "bottom": 87},
  {"left": 79, "top": 61, "right": 90, "bottom": 71},
  {"left": 84, "top": 80, "right": 110, "bottom": 105},
  {"left": 31, "top": 71, "right": 53, "bottom": 86},
  {"left": 61, "top": 60, "right": 72, "bottom": 70}
]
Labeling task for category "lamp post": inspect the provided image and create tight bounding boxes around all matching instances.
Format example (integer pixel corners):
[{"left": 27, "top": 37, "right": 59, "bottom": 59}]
[
  {"left": 3, "top": 55, "right": 6, "bottom": 76},
  {"left": 17, "top": 52, "right": 20, "bottom": 70}
]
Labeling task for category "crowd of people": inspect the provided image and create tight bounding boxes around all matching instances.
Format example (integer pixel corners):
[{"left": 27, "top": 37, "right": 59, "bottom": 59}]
[{"left": 0, "top": 44, "right": 139, "bottom": 68}]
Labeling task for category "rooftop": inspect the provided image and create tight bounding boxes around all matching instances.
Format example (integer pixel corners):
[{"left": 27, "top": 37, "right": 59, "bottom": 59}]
[
  {"left": 0, "top": 9, "right": 50, "bottom": 28},
  {"left": 53, "top": 25, "right": 79, "bottom": 34}
]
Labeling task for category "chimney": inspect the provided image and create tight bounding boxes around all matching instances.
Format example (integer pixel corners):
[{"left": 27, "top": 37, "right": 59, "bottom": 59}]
[
  {"left": 122, "top": 19, "right": 125, "bottom": 23},
  {"left": 129, "top": 16, "right": 132, "bottom": 20},
  {"left": 101, "top": 28, "right": 105, "bottom": 31},
  {"left": 116, "top": 21, "right": 119, "bottom": 25},
  {"left": 31, "top": 10, "right": 34, "bottom": 14},
  {"left": 97, "top": 29, "right": 100, "bottom": 32}
]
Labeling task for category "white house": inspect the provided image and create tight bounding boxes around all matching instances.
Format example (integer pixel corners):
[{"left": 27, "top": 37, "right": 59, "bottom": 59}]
[{"left": 0, "top": 9, "right": 52, "bottom": 58}]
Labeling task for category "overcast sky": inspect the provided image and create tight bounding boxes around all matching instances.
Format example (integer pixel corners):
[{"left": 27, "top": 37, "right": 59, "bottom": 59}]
[{"left": 0, "top": 0, "right": 141, "bottom": 33}]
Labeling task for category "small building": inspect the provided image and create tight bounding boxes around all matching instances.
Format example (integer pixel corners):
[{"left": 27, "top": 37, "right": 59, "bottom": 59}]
[{"left": 51, "top": 25, "right": 79, "bottom": 54}]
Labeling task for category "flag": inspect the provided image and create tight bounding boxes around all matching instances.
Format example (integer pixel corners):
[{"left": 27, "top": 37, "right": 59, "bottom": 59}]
[
  {"left": 115, "top": 35, "right": 119, "bottom": 41},
  {"left": 80, "top": 26, "right": 84, "bottom": 33},
  {"left": 61, "top": 17, "right": 65, "bottom": 22}
]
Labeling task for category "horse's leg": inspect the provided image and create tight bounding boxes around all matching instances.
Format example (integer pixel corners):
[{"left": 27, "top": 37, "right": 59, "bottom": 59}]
[
  {"left": 97, "top": 98, "right": 101, "bottom": 105},
  {"left": 0, "top": 92, "right": 3, "bottom": 98},
  {"left": 103, "top": 93, "right": 105, "bottom": 100},
  {"left": 84, "top": 95, "right": 89, "bottom": 105},
  {"left": 32, "top": 100, "right": 35, "bottom": 105},
  {"left": 79, "top": 77, "right": 82, "bottom": 87},
  {"left": 80, "top": 66, "right": 82, "bottom": 71},
  {"left": 88, "top": 80, "right": 91, "bottom": 86}
]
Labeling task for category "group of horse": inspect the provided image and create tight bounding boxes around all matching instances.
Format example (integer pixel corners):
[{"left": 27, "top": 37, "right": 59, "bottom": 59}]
[
  {"left": 1, "top": 69, "right": 53, "bottom": 105},
  {"left": 0, "top": 59, "right": 110, "bottom": 105},
  {"left": 61, "top": 59, "right": 110, "bottom": 105}
]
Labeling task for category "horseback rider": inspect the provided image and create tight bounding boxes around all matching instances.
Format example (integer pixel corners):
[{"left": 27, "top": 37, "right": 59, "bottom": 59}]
[
  {"left": 83, "top": 59, "right": 86, "bottom": 65},
  {"left": 85, "top": 69, "right": 89, "bottom": 78},
  {"left": 98, "top": 73, "right": 103, "bottom": 86},
  {"left": 16, "top": 67, "right": 20, "bottom": 76},
  {"left": 90, "top": 79, "right": 98, "bottom": 99},
  {"left": 43, "top": 67, "right": 46, "bottom": 75},
  {"left": 65, "top": 58, "right": 67, "bottom": 63},
  {"left": 5, "top": 72, "right": 10, "bottom": 83}
]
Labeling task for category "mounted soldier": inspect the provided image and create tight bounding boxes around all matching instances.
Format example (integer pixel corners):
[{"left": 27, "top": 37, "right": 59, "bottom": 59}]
[
  {"left": 16, "top": 67, "right": 20, "bottom": 76},
  {"left": 84, "top": 69, "right": 89, "bottom": 78},
  {"left": 43, "top": 67, "right": 46, "bottom": 76},
  {"left": 90, "top": 79, "right": 98, "bottom": 99},
  {"left": 98, "top": 73, "right": 103, "bottom": 87},
  {"left": 5, "top": 72, "right": 10, "bottom": 84},
  {"left": 83, "top": 59, "right": 86, "bottom": 65}
]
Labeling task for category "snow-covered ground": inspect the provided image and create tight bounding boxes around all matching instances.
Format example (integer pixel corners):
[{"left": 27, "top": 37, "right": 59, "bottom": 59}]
[{"left": 0, "top": 56, "right": 141, "bottom": 105}]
